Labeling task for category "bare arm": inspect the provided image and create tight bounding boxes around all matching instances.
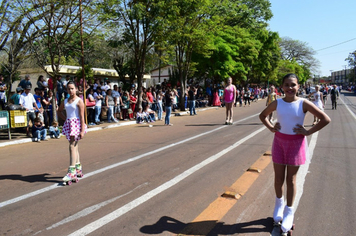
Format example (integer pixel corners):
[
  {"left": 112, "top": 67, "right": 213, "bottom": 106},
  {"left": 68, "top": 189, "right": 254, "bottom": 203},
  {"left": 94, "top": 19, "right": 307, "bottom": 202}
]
[
  {"left": 293, "top": 100, "right": 331, "bottom": 136},
  {"left": 77, "top": 99, "right": 86, "bottom": 138},
  {"left": 259, "top": 100, "right": 280, "bottom": 132}
]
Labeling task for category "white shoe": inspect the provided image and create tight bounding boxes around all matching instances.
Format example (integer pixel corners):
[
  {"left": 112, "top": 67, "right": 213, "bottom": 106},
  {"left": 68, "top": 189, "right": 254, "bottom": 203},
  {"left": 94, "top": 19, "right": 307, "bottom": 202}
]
[
  {"left": 281, "top": 206, "right": 294, "bottom": 233},
  {"left": 273, "top": 196, "right": 285, "bottom": 223}
]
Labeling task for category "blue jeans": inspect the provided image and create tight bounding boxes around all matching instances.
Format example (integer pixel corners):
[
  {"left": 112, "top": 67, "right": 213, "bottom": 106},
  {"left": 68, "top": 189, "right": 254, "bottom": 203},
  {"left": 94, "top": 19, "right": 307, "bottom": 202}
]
[
  {"left": 49, "top": 126, "right": 60, "bottom": 138},
  {"left": 189, "top": 100, "right": 196, "bottom": 115},
  {"left": 107, "top": 106, "right": 115, "bottom": 122},
  {"left": 157, "top": 101, "right": 163, "bottom": 120},
  {"left": 35, "top": 129, "right": 47, "bottom": 140},
  {"left": 95, "top": 106, "right": 101, "bottom": 123},
  {"left": 165, "top": 106, "right": 172, "bottom": 125}
]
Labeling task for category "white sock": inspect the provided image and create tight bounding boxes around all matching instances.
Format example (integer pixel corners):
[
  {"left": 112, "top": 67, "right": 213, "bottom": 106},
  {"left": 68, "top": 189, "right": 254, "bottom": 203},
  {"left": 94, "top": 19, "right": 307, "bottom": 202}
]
[
  {"left": 273, "top": 196, "right": 285, "bottom": 223},
  {"left": 281, "top": 205, "right": 294, "bottom": 232}
]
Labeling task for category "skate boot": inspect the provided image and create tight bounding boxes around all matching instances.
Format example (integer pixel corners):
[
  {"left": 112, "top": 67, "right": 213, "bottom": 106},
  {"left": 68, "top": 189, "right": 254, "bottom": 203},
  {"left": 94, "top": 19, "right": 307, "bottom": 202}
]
[
  {"left": 273, "top": 196, "right": 285, "bottom": 226},
  {"left": 62, "top": 166, "right": 78, "bottom": 186},
  {"left": 281, "top": 205, "right": 295, "bottom": 235},
  {"left": 75, "top": 163, "right": 83, "bottom": 178}
]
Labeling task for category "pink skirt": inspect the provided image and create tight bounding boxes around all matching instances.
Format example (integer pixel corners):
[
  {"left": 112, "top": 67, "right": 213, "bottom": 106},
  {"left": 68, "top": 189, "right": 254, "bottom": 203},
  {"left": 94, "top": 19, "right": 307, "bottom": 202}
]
[
  {"left": 272, "top": 132, "right": 307, "bottom": 166},
  {"left": 62, "top": 118, "right": 87, "bottom": 141}
]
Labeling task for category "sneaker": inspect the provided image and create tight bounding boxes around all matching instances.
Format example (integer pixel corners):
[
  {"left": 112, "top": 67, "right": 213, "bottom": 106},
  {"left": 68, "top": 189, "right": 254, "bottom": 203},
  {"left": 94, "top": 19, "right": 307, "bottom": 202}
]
[
  {"left": 114, "top": 119, "right": 119, "bottom": 123},
  {"left": 168, "top": 123, "right": 173, "bottom": 126}
]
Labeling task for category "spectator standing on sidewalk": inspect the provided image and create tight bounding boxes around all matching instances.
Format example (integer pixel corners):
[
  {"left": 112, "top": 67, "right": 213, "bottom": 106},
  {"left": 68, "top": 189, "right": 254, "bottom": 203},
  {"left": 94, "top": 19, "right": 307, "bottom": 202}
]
[
  {"left": 20, "top": 85, "right": 40, "bottom": 137},
  {"left": 93, "top": 87, "right": 104, "bottom": 124},
  {"left": 18, "top": 74, "right": 32, "bottom": 90},
  {"left": 0, "top": 74, "right": 7, "bottom": 109},
  {"left": 58, "top": 81, "right": 87, "bottom": 183},
  {"left": 164, "top": 88, "right": 174, "bottom": 126},
  {"left": 10, "top": 87, "right": 23, "bottom": 105},
  {"left": 259, "top": 73, "right": 330, "bottom": 235},
  {"left": 156, "top": 90, "right": 163, "bottom": 121},
  {"left": 188, "top": 85, "right": 197, "bottom": 116}
]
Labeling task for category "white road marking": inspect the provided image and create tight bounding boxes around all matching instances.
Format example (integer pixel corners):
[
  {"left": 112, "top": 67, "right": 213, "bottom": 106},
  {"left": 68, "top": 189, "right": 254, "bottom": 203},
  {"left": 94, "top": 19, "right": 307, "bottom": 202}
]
[
  {"left": 340, "top": 96, "right": 356, "bottom": 120},
  {"left": 33, "top": 183, "right": 149, "bottom": 235},
  {"left": 68, "top": 126, "right": 267, "bottom": 236},
  {"left": 0, "top": 113, "right": 259, "bottom": 209}
]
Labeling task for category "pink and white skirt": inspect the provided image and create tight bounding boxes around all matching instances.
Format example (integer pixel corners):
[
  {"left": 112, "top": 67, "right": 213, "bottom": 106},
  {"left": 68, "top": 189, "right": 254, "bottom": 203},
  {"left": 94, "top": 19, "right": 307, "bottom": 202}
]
[
  {"left": 272, "top": 132, "right": 307, "bottom": 166},
  {"left": 62, "top": 118, "right": 87, "bottom": 141}
]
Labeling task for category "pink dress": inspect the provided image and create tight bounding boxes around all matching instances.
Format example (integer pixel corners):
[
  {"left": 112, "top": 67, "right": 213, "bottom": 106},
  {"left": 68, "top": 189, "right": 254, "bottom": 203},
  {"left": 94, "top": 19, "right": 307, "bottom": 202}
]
[
  {"left": 212, "top": 90, "right": 221, "bottom": 106},
  {"left": 224, "top": 86, "right": 235, "bottom": 103},
  {"left": 62, "top": 97, "right": 87, "bottom": 141}
]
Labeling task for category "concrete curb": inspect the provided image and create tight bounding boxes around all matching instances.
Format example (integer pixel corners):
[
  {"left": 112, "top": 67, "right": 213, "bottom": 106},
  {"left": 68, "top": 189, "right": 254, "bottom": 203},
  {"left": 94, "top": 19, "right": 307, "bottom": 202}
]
[{"left": 0, "top": 107, "right": 218, "bottom": 148}]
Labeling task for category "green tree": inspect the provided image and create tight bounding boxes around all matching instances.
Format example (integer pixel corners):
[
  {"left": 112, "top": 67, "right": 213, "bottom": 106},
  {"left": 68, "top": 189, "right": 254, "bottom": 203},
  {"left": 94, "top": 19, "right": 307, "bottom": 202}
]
[
  {"left": 279, "top": 37, "right": 319, "bottom": 79},
  {"left": 102, "top": 0, "right": 162, "bottom": 110},
  {"left": 161, "top": 0, "right": 221, "bottom": 110}
]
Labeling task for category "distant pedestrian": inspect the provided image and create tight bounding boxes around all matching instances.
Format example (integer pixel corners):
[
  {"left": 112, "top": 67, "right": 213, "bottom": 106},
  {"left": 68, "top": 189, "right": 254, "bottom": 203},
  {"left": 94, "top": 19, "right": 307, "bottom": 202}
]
[
  {"left": 222, "top": 77, "right": 236, "bottom": 124},
  {"left": 259, "top": 73, "right": 330, "bottom": 235},
  {"left": 330, "top": 84, "right": 339, "bottom": 110},
  {"left": 164, "top": 88, "right": 174, "bottom": 126},
  {"left": 58, "top": 81, "right": 87, "bottom": 184},
  {"left": 308, "top": 85, "right": 324, "bottom": 125},
  {"left": 188, "top": 85, "right": 197, "bottom": 116},
  {"left": 266, "top": 85, "right": 277, "bottom": 122}
]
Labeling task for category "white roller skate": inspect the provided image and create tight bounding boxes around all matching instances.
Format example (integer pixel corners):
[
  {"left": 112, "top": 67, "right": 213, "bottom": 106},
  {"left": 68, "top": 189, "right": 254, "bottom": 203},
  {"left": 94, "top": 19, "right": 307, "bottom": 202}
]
[
  {"left": 75, "top": 163, "right": 83, "bottom": 178},
  {"left": 281, "top": 205, "right": 295, "bottom": 235},
  {"left": 62, "top": 166, "right": 78, "bottom": 186},
  {"left": 273, "top": 196, "right": 285, "bottom": 226}
]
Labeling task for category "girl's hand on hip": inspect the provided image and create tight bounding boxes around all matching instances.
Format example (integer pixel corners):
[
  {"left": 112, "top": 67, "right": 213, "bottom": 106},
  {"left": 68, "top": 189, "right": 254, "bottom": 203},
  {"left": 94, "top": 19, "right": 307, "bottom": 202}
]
[
  {"left": 270, "top": 122, "right": 281, "bottom": 132},
  {"left": 293, "top": 124, "right": 308, "bottom": 136}
]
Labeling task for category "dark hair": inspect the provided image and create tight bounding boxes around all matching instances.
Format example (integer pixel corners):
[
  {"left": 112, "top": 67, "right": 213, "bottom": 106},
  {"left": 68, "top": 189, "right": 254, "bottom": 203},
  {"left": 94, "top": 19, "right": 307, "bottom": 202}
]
[
  {"left": 37, "top": 75, "right": 44, "bottom": 81},
  {"left": 34, "top": 117, "right": 41, "bottom": 123},
  {"left": 67, "top": 81, "right": 76, "bottom": 88},
  {"left": 281, "top": 73, "right": 299, "bottom": 85}
]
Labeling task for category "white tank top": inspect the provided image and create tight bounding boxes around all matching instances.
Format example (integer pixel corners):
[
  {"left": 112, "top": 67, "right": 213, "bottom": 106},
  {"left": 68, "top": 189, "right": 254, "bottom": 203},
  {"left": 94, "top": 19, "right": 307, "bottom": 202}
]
[
  {"left": 276, "top": 98, "right": 306, "bottom": 135},
  {"left": 65, "top": 97, "right": 81, "bottom": 119}
]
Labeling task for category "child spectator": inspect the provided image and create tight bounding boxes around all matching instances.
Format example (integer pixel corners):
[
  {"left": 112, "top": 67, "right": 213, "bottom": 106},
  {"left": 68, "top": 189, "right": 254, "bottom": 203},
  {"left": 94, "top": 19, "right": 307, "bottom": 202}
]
[
  {"left": 49, "top": 121, "right": 61, "bottom": 139},
  {"left": 144, "top": 106, "right": 155, "bottom": 123},
  {"left": 32, "top": 117, "right": 48, "bottom": 142},
  {"left": 10, "top": 87, "right": 23, "bottom": 105},
  {"left": 136, "top": 107, "right": 146, "bottom": 124}
]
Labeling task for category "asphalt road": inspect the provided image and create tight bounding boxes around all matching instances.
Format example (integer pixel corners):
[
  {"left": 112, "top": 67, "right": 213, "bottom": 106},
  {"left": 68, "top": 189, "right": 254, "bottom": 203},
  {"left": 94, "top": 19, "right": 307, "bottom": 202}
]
[{"left": 0, "top": 94, "right": 355, "bottom": 236}]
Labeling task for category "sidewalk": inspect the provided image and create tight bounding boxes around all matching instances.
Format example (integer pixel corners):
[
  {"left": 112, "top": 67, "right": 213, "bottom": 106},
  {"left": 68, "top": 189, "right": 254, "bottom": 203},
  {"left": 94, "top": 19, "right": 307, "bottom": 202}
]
[{"left": 0, "top": 106, "right": 215, "bottom": 148}]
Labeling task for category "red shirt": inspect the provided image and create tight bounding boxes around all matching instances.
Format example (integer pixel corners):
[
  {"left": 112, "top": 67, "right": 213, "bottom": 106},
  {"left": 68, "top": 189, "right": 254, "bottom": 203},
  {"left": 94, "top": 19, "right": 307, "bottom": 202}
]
[{"left": 146, "top": 92, "right": 154, "bottom": 103}]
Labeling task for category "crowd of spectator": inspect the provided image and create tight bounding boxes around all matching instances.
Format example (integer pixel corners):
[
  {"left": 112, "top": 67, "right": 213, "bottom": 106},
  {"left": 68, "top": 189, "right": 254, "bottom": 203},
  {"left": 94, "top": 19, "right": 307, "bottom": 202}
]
[{"left": 0, "top": 73, "right": 293, "bottom": 139}]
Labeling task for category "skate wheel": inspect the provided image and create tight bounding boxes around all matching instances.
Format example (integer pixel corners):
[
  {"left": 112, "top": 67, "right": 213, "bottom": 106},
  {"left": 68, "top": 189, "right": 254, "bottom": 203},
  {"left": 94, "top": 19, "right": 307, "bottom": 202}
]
[
  {"left": 74, "top": 178, "right": 79, "bottom": 183},
  {"left": 291, "top": 224, "right": 295, "bottom": 230},
  {"left": 67, "top": 181, "right": 72, "bottom": 186}
]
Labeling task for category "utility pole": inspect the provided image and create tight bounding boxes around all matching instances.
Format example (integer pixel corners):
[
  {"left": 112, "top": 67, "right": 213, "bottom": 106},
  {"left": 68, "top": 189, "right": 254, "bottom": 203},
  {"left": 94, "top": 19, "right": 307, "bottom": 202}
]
[{"left": 79, "top": 0, "right": 88, "bottom": 125}]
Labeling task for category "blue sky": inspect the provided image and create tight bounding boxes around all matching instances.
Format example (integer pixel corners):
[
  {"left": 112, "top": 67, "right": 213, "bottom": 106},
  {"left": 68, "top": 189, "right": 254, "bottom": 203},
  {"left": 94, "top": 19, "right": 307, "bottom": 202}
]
[{"left": 268, "top": 0, "right": 356, "bottom": 77}]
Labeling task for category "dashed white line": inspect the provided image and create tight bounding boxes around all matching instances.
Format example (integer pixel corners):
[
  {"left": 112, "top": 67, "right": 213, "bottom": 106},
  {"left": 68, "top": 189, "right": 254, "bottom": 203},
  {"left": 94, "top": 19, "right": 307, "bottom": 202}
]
[
  {"left": 68, "top": 126, "right": 267, "bottom": 236},
  {"left": 0, "top": 113, "right": 259, "bottom": 208}
]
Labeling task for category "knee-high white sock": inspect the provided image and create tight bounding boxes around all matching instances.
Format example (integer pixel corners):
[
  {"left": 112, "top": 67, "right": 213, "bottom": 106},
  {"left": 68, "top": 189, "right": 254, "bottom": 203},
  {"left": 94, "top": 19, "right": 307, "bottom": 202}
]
[
  {"left": 281, "top": 205, "right": 294, "bottom": 232},
  {"left": 273, "top": 196, "right": 285, "bottom": 223}
]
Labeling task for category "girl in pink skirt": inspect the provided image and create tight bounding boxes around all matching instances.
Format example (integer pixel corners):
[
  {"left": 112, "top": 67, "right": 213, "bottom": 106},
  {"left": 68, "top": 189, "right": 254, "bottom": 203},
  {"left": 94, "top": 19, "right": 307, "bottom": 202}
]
[
  {"left": 58, "top": 81, "right": 87, "bottom": 184},
  {"left": 259, "top": 74, "right": 330, "bottom": 234}
]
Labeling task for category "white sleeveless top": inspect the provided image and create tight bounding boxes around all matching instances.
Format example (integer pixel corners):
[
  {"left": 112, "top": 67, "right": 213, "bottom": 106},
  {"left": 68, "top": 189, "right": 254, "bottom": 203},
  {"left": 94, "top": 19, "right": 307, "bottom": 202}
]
[
  {"left": 65, "top": 97, "right": 80, "bottom": 119},
  {"left": 312, "top": 92, "right": 323, "bottom": 110},
  {"left": 276, "top": 98, "right": 306, "bottom": 135}
]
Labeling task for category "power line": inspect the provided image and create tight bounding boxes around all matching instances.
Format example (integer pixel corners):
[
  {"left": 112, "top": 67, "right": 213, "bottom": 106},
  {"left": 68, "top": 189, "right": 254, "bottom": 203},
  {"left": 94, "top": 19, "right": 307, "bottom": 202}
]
[{"left": 316, "top": 38, "right": 356, "bottom": 52}]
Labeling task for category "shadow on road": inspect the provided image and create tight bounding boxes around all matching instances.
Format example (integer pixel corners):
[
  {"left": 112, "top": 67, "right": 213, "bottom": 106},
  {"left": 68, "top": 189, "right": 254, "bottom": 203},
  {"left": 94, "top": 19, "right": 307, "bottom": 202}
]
[
  {"left": 0, "top": 173, "right": 62, "bottom": 183},
  {"left": 140, "top": 216, "right": 273, "bottom": 235}
]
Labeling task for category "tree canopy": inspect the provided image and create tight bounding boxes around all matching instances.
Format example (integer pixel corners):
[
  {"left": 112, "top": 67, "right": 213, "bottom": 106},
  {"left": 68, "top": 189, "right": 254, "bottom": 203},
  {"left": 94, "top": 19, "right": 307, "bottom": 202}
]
[{"left": 0, "top": 0, "right": 320, "bottom": 105}]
